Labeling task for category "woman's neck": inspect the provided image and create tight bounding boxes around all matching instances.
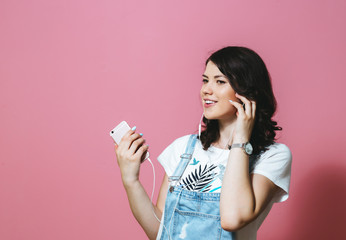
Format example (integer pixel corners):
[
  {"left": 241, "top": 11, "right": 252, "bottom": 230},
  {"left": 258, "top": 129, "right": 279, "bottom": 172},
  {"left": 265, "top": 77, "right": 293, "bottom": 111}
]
[{"left": 214, "top": 117, "right": 237, "bottom": 149}]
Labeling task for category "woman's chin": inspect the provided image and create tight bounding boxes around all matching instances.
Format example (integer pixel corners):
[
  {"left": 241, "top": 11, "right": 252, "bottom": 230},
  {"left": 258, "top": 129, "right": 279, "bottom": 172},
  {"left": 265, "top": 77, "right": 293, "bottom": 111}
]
[
  {"left": 203, "top": 115, "right": 217, "bottom": 120},
  {"left": 203, "top": 113, "right": 237, "bottom": 122}
]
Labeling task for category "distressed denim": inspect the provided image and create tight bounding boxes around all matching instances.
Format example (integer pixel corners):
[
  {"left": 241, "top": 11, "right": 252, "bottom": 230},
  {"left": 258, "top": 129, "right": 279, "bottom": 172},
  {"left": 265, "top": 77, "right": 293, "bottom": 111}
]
[
  {"left": 159, "top": 186, "right": 235, "bottom": 240},
  {"left": 158, "top": 135, "right": 256, "bottom": 239}
]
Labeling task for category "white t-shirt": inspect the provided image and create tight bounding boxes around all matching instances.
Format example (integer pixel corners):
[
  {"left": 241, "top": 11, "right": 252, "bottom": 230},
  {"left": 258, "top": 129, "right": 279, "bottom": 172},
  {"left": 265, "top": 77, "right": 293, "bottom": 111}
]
[{"left": 157, "top": 134, "right": 292, "bottom": 239}]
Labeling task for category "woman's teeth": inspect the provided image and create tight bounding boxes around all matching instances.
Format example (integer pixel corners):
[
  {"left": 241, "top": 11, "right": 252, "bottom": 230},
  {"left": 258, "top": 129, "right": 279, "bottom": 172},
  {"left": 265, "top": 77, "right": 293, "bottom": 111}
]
[{"left": 206, "top": 100, "right": 216, "bottom": 104}]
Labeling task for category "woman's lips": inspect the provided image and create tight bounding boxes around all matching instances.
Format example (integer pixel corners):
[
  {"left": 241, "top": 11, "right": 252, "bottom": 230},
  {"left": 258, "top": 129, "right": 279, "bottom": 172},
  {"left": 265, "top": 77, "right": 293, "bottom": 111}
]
[{"left": 204, "top": 100, "right": 217, "bottom": 108}]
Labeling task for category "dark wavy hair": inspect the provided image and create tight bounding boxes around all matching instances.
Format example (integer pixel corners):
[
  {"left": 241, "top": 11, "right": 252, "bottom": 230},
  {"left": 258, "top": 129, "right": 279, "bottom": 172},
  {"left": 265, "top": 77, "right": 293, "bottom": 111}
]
[{"left": 199, "top": 46, "right": 282, "bottom": 155}]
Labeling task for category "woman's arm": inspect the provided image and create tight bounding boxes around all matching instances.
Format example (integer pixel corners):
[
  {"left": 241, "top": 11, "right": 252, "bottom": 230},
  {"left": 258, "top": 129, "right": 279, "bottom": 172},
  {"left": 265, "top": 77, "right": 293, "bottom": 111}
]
[
  {"left": 114, "top": 129, "right": 169, "bottom": 239},
  {"left": 220, "top": 93, "right": 280, "bottom": 231},
  {"left": 121, "top": 174, "right": 169, "bottom": 239},
  {"left": 220, "top": 148, "right": 279, "bottom": 231}
]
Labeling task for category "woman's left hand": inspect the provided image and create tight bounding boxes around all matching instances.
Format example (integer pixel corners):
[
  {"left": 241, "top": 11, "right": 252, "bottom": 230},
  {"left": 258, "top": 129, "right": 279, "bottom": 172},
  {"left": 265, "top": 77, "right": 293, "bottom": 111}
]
[{"left": 229, "top": 93, "right": 256, "bottom": 143}]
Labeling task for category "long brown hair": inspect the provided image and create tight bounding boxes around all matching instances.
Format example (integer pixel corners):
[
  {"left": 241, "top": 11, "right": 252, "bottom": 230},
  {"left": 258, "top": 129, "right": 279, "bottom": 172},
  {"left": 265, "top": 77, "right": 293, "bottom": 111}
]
[{"left": 199, "top": 46, "right": 282, "bottom": 155}]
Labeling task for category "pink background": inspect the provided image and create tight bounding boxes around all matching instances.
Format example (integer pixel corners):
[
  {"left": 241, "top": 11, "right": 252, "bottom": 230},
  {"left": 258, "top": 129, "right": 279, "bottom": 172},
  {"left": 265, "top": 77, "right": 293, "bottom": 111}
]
[{"left": 1, "top": 0, "right": 346, "bottom": 239}]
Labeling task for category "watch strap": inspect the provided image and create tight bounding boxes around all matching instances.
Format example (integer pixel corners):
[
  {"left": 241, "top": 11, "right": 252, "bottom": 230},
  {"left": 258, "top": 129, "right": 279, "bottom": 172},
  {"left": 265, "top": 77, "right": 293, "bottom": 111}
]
[{"left": 228, "top": 143, "right": 245, "bottom": 150}]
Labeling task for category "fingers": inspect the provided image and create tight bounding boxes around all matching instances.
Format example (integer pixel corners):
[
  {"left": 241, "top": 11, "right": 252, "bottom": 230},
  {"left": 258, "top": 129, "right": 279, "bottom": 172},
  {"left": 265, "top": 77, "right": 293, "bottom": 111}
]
[
  {"left": 134, "top": 144, "right": 149, "bottom": 161},
  {"left": 116, "top": 128, "right": 148, "bottom": 162},
  {"left": 251, "top": 100, "right": 256, "bottom": 118},
  {"left": 129, "top": 136, "right": 146, "bottom": 154},
  {"left": 231, "top": 93, "right": 256, "bottom": 118},
  {"left": 229, "top": 99, "right": 245, "bottom": 116},
  {"left": 235, "top": 93, "right": 252, "bottom": 116},
  {"left": 117, "top": 129, "right": 142, "bottom": 151}
]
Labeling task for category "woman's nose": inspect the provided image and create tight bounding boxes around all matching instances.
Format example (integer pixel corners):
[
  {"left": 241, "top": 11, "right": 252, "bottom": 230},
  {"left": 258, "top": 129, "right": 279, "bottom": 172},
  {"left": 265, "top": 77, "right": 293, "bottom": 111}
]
[{"left": 202, "top": 83, "right": 213, "bottom": 95}]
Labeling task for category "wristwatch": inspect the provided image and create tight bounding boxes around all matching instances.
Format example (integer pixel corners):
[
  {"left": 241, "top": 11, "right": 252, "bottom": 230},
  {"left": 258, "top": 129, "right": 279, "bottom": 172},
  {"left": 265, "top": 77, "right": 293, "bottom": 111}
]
[{"left": 228, "top": 142, "right": 253, "bottom": 155}]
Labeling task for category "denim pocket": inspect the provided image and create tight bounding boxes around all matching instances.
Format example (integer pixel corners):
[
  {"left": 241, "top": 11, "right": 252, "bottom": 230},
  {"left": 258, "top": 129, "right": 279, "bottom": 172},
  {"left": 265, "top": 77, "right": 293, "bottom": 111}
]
[{"left": 171, "top": 208, "right": 221, "bottom": 240}]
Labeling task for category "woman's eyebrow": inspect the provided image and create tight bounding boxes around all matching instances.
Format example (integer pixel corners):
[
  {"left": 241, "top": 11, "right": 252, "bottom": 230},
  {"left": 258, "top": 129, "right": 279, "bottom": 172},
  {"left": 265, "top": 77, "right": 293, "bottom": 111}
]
[{"left": 202, "top": 74, "right": 225, "bottom": 78}]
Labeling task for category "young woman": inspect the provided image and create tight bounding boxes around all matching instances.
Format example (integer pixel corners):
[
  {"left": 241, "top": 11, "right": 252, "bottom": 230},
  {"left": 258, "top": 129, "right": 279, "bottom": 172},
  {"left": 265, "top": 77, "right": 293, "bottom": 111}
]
[{"left": 114, "top": 46, "right": 292, "bottom": 240}]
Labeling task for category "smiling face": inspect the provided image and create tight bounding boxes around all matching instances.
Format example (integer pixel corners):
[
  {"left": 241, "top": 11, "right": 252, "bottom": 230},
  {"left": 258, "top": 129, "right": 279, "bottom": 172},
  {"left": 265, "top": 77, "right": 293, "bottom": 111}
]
[{"left": 200, "top": 61, "right": 238, "bottom": 121}]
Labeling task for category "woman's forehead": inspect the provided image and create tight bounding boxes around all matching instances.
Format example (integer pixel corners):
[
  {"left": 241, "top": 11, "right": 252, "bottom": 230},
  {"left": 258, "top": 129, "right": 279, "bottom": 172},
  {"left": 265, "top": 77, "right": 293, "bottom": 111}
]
[{"left": 203, "top": 61, "right": 225, "bottom": 78}]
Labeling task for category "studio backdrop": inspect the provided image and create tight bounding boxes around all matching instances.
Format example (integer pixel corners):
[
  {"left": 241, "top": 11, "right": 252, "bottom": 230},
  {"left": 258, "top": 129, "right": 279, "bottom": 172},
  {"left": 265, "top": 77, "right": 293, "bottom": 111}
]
[{"left": 1, "top": 0, "right": 345, "bottom": 239}]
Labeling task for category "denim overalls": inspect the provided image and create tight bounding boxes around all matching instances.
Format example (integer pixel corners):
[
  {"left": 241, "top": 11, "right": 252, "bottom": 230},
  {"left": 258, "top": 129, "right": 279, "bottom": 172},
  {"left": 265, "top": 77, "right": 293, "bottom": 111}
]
[{"left": 158, "top": 135, "right": 256, "bottom": 240}]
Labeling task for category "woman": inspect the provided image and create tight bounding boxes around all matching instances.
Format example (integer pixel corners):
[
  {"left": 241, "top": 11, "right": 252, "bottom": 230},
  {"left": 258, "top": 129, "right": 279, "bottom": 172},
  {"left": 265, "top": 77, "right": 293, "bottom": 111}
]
[{"left": 114, "top": 46, "right": 292, "bottom": 239}]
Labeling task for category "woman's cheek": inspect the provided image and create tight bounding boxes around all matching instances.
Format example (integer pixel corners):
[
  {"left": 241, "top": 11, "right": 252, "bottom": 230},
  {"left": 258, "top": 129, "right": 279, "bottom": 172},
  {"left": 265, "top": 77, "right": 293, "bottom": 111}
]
[{"left": 226, "top": 103, "right": 237, "bottom": 116}]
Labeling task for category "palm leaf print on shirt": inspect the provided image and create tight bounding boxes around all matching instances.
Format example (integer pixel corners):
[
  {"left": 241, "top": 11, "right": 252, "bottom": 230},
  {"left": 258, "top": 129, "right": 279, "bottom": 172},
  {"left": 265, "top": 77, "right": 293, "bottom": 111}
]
[{"left": 180, "top": 164, "right": 217, "bottom": 192}]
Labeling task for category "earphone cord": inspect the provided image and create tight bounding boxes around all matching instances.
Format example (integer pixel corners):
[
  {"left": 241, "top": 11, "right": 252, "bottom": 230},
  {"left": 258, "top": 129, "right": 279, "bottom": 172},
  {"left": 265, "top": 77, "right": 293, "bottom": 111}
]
[{"left": 146, "top": 158, "right": 172, "bottom": 240}]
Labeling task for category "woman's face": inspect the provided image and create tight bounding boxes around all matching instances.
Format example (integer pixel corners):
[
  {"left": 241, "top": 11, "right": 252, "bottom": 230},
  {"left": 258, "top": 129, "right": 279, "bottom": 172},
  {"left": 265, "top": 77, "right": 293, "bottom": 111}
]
[{"left": 200, "top": 61, "right": 238, "bottom": 121}]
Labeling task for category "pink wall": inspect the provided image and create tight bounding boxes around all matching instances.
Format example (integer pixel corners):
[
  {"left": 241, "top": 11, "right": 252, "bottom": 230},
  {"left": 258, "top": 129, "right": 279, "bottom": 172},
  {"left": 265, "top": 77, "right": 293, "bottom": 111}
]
[{"left": 1, "top": 0, "right": 346, "bottom": 239}]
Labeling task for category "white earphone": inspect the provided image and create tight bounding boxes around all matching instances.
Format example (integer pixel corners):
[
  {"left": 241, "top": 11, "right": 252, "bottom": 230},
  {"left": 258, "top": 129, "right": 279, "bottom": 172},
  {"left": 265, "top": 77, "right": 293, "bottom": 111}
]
[{"left": 198, "top": 113, "right": 204, "bottom": 139}]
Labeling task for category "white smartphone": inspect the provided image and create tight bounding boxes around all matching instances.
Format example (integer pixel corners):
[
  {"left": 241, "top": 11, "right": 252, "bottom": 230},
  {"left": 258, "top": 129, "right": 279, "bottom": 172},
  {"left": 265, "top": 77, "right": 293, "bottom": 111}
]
[
  {"left": 110, "top": 121, "right": 149, "bottom": 162},
  {"left": 110, "top": 121, "right": 131, "bottom": 145}
]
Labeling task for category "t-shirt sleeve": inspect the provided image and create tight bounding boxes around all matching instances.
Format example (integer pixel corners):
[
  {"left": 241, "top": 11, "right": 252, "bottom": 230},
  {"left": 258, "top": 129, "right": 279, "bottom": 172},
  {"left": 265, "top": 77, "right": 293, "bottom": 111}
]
[
  {"left": 157, "top": 135, "right": 190, "bottom": 177},
  {"left": 252, "top": 143, "right": 292, "bottom": 202}
]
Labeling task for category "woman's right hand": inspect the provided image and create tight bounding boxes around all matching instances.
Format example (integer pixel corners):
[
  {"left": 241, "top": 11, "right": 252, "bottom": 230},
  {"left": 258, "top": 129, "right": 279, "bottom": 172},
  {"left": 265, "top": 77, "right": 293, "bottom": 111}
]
[{"left": 114, "top": 129, "right": 149, "bottom": 187}]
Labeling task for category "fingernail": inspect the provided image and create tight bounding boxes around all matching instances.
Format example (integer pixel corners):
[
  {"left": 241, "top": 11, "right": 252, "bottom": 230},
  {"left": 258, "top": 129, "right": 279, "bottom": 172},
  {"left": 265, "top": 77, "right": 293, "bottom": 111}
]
[
  {"left": 131, "top": 126, "right": 137, "bottom": 131},
  {"left": 229, "top": 100, "right": 233, "bottom": 103},
  {"left": 139, "top": 133, "right": 143, "bottom": 136}
]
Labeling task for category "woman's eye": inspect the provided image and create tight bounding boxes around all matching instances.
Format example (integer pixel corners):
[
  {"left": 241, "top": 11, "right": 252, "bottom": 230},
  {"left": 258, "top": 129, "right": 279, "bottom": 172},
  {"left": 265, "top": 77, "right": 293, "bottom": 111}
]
[
  {"left": 217, "top": 80, "right": 226, "bottom": 84},
  {"left": 202, "top": 79, "right": 208, "bottom": 83}
]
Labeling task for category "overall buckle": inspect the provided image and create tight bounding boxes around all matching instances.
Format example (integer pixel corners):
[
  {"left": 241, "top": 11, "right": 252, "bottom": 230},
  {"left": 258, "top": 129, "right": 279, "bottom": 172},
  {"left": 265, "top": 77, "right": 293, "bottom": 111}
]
[{"left": 180, "top": 153, "right": 192, "bottom": 159}]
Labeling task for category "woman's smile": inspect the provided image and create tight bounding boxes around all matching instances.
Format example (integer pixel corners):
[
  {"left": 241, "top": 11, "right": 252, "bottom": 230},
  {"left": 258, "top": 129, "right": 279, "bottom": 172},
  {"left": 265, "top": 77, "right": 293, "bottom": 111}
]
[{"left": 204, "top": 99, "right": 218, "bottom": 107}]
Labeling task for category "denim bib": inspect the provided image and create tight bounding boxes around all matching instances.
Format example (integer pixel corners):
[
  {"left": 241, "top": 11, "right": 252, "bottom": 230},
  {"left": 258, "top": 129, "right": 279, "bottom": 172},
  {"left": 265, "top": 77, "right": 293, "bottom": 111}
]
[
  {"left": 159, "top": 134, "right": 257, "bottom": 240},
  {"left": 159, "top": 185, "right": 235, "bottom": 240}
]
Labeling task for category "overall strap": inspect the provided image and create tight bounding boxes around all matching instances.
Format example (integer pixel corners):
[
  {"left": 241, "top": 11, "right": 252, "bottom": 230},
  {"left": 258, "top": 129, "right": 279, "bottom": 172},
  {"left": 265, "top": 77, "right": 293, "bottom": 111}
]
[{"left": 168, "top": 134, "right": 198, "bottom": 183}]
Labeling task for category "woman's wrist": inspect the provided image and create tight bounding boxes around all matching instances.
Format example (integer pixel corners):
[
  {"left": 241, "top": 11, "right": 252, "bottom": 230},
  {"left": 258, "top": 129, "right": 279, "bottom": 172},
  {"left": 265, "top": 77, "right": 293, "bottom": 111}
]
[
  {"left": 122, "top": 175, "right": 140, "bottom": 189},
  {"left": 231, "top": 136, "right": 250, "bottom": 144}
]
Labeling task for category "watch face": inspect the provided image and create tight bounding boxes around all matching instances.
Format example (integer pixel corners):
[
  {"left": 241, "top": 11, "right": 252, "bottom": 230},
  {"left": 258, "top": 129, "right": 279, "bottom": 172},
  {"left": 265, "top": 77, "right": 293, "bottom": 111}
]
[{"left": 245, "top": 143, "right": 253, "bottom": 155}]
